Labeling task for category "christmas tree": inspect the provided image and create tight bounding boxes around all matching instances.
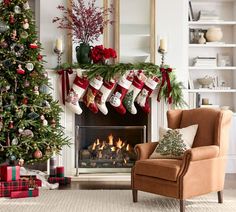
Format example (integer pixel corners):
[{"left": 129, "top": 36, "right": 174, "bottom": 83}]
[{"left": 0, "top": 0, "right": 69, "bottom": 165}]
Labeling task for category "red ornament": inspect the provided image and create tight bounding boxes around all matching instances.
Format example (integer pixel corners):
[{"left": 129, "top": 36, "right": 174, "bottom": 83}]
[
  {"left": 22, "top": 96, "right": 28, "bottom": 105},
  {"left": 9, "top": 14, "right": 15, "bottom": 24},
  {"left": 33, "top": 149, "right": 43, "bottom": 159},
  {"left": 4, "top": 0, "right": 11, "bottom": 6},
  {"left": 29, "top": 42, "right": 38, "bottom": 49},
  {"left": 37, "top": 54, "right": 43, "bottom": 61},
  {"left": 16, "top": 65, "right": 25, "bottom": 75},
  {"left": 9, "top": 120, "right": 14, "bottom": 129}
]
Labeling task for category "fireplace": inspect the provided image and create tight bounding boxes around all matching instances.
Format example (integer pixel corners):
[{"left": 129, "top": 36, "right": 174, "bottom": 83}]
[{"left": 75, "top": 103, "right": 149, "bottom": 174}]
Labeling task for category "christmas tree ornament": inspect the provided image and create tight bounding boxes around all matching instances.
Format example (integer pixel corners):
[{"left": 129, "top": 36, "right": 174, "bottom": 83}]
[
  {"left": 136, "top": 76, "right": 160, "bottom": 113},
  {"left": 19, "top": 128, "right": 34, "bottom": 138},
  {"left": 23, "top": 1, "right": 30, "bottom": 10},
  {"left": 123, "top": 71, "right": 146, "bottom": 114},
  {"left": 109, "top": 73, "right": 133, "bottom": 115},
  {"left": 22, "top": 96, "right": 28, "bottom": 104},
  {"left": 10, "top": 43, "right": 24, "bottom": 57},
  {"left": 9, "top": 13, "right": 15, "bottom": 24},
  {"left": 37, "top": 54, "right": 43, "bottom": 61},
  {"left": 14, "top": 5, "right": 21, "bottom": 14},
  {"left": 40, "top": 84, "right": 48, "bottom": 93},
  {"left": 0, "top": 40, "right": 8, "bottom": 48},
  {"left": 0, "top": 21, "right": 9, "bottom": 33},
  {"left": 40, "top": 115, "right": 48, "bottom": 126},
  {"left": 20, "top": 31, "right": 28, "bottom": 39},
  {"left": 22, "top": 18, "right": 29, "bottom": 29},
  {"left": 18, "top": 158, "right": 24, "bottom": 166},
  {"left": 29, "top": 41, "right": 38, "bottom": 49},
  {"left": 28, "top": 111, "right": 39, "bottom": 119},
  {"left": 8, "top": 120, "right": 14, "bottom": 129},
  {"left": 11, "top": 29, "right": 17, "bottom": 40},
  {"left": 16, "top": 64, "right": 25, "bottom": 74},
  {"left": 3, "top": 0, "right": 11, "bottom": 5},
  {"left": 33, "top": 149, "right": 42, "bottom": 159},
  {"left": 9, "top": 155, "right": 16, "bottom": 162},
  {"left": 51, "top": 119, "right": 56, "bottom": 128},
  {"left": 66, "top": 73, "right": 89, "bottom": 115},
  {"left": 42, "top": 100, "right": 50, "bottom": 108},
  {"left": 26, "top": 62, "right": 34, "bottom": 71},
  {"left": 11, "top": 138, "right": 18, "bottom": 145},
  {"left": 83, "top": 76, "right": 103, "bottom": 113},
  {"left": 95, "top": 79, "right": 116, "bottom": 115},
  {"left": 33, "top": 85, "right": 39, "bottom": 95},
  {"left": 24, "top": 79, "right": 30, "bottom": 87}
]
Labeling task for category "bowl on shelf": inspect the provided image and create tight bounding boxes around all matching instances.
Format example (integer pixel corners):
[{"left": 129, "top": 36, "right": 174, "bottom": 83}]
[{"left": 197, "top": 76, "right": 214, "bottom": 88}]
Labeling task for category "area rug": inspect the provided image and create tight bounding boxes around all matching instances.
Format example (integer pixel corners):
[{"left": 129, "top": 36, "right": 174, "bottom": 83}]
[{"left": 0, "top": 189, "right": 236, "bottom": 212}]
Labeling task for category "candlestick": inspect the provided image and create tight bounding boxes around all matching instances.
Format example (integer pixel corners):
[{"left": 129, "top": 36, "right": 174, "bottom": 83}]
[
  {"left": 54, "top": 39, "right": 63, "bottom": 68},
  {"left": 158, "top": 47, "right": 166, "bottom": 67},
  {"left": 160, "top": 38, "right": 167, "bottom": 52}
]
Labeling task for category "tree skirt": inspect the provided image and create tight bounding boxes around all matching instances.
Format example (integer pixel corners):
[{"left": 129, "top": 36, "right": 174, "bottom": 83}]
[{"left": 1, "top": 189, "right": 236, "bottom": 212}]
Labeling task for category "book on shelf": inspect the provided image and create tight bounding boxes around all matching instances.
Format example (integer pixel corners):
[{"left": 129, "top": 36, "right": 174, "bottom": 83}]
[
  {"left": 197, "top": 10, "right": 220, "bottom": 21},
  {"left": 193, "top": 56, "right": 217, "bottom": 67}
]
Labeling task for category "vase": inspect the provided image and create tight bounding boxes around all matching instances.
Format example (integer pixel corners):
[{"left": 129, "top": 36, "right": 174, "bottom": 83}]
[
  {"left": 206, "top": 27, "right": 223, "bottom": 42},
  {"left": 76, "top": 43, "right": 91, "bottom": 64},
  {"left": 198, "top": 33, "right": 206, "bottom": 44}
]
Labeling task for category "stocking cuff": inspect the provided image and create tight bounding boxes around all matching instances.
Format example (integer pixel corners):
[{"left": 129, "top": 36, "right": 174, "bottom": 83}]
[{"left": 145, "top": 78, "right": 159, "bottom": 90}]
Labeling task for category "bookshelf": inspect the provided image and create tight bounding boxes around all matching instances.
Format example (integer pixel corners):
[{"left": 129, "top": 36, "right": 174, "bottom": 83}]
[{"left": 188, "top": 0, "right": 236, "bottom": 112}]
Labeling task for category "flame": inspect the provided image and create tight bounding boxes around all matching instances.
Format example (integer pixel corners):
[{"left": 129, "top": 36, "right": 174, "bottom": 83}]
[
  {"left": 116, "top": 138, "right": 124, "bottom": 149},
  {"left": 108, "top": 134, "right": 113, "bottom": 146},
  {"left": 96, "top": 139, "right": 100, "bottom": 146},
  {"left": 99, "top": 141, "right": 105, "bottom": 150},
  {"left": 111, "top": 146, "right": 116, "bottom": 152},
  {"left": 92, "top": 142, "right": 96, "bottom": 151},
  {"left": 126, "top": 144, "right": 130, "bottom": 151},
  {"left": 124, "top": 159, "right": 127, "bottom": 164}
]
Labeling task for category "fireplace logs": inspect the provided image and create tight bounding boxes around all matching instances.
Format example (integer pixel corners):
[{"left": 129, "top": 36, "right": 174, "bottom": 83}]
[{"left": 79, "top": 134, "right": 137, "bottom": 168}]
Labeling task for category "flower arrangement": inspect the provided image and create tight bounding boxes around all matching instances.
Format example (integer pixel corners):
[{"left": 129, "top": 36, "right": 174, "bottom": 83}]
[
  {"left": 52, "top": 0, "right": 113, "bottom": 44},
  {"left": 90, "top": 45, "right": 117, "bottom": 64}
]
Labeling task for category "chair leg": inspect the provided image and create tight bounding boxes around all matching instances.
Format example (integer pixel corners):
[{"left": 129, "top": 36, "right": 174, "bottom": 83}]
[
  {"left": 132, "top": 189, "right": 138, "bottom": 202},
  {"left": 218, "top": 191, "right": 223, "bottom": 203},
  {"left": 180, "top": 199, "right": 185, "bottom": 212}
]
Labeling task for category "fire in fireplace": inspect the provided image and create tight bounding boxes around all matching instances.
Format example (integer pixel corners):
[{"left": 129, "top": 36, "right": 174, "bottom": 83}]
[{"left": 80, "top": 134, "right": 136, "bottom": 168}]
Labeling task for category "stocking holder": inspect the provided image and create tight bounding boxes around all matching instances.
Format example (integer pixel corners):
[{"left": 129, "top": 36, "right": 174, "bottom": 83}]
[
  {"left": 54, "top": 48, "right": 63, "bottom": 68},
  {"left": 158, "top": 47, "right": 167, "bottom": 67}
]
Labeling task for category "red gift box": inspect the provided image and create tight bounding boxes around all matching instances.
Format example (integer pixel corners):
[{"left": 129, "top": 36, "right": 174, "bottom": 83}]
[
  {"left": 48, "top": 177, "right": 71, "bottom": 185},
  {"left": 10, "top": 188, "right": 39, "bottom": 198},
  {"left": 1, "top": 166, "right": 20, "bottom": 182},
  {"left": 56, "top": 167, "right": 64, "bottom": 177},
  {"left": 0, "top": 179, "right": 41, "bottom": 197}
]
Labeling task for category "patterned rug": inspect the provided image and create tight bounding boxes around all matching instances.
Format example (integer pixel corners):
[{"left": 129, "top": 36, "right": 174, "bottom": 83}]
[{"left": 0, "top": 189, "right": 236, "bottom": 212}]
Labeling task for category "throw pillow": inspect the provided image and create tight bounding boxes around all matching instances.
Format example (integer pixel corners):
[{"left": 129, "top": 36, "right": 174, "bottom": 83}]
[{"left": 150, "top": 124, "right": 198, "bottom": 159}]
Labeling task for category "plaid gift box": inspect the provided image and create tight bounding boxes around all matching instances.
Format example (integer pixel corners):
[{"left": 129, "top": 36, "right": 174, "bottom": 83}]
[
  {"left": 0, "top": 179, "right": 42, "bottom": 197},
  {"left": 48, "top": 177, "right": 71, "bottom": 185},
  {"left": 56, "top": 167, "right": 64, "bottom": 177},
  {"left": 1, "top": 166, "right": 20, "bottom": 182},
  {"left": 10, "top": 188, "right": 39, "bottom": 198}
]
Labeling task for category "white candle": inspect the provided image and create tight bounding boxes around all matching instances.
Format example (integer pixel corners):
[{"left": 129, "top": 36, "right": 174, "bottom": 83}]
[
  {"left": 160, "top": 38, "right": 167, "bottom": 52},
  {"left": 56, "top": 38, "right": 63, "bottom": 52}
]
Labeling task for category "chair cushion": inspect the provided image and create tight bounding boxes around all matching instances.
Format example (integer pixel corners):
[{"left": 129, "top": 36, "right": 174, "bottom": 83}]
[{"left": 135, "top": 159, "right": 182, "bottom": 181}]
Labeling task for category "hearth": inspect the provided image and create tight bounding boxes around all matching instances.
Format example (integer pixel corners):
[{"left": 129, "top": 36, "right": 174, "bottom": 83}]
[{"left": 75, "top": 104, "right": 149, "bottom": 175}]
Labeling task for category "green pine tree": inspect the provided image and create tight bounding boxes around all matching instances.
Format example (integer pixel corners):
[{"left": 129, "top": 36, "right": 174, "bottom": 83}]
[{"left": 0, "top": 0, "right": 69, "bottom": 164}]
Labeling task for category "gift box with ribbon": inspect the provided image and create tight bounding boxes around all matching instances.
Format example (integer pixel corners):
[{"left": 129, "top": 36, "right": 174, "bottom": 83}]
[
  {"left": 10, "top": 188, "right": 39, "bottom": 198},
  {"left": 56, "top": 166, "right": 64, "bottom": 177},
  {"left": 0, "top": 166, "right": 20, "bottom": 182}
]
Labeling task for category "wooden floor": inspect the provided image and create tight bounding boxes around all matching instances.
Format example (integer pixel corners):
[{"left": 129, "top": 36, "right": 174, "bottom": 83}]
[{"left": 60, "top": 174, "right": 236, "bottom": 190}]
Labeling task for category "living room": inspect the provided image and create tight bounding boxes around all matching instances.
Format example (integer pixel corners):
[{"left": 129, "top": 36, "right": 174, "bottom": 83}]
[{"left": 0, "top": 0, "right": 236, "bottom": 211}]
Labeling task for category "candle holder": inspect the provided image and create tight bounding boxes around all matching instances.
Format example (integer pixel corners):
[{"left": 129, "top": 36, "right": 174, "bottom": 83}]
[
  {"left": 158, "top": 47, "right": 167, "bottom": 67},
  {"left": 54, "top": 48, "right": 63, "bottom": 68}
]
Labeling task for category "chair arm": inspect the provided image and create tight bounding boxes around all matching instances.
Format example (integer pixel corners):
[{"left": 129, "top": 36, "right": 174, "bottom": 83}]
[
  {"left": 184, "top": 145, "right": 220, "bottom": 161},
  {"left": 134, "top": 142, "right": 158, "bottom": 160}
]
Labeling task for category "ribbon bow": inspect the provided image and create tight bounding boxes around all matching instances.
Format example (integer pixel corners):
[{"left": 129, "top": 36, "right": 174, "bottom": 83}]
[
  {"left": 157, "top": 67, "right": 172, "bottom": 104},
  {"left": 57, "top": 68, "right": 73, "bottom": 104}
]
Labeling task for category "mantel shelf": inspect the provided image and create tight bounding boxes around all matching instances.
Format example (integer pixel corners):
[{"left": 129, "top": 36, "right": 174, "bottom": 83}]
[
  {"left": 189, "top": 21, "right": 236, "bottom": 25},
  {"left": 189, "top": 44, "right": 236, "bottom": 48},
  {"left": 189, "top": 66, "right": 236, "bottom": 70},
  {"left": 188, "top": 89, "right": 236, "bottom": 93}
]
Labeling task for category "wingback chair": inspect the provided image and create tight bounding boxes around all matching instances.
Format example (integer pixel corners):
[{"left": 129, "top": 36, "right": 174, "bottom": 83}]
[{"left": 131, "top": 108, "right": 232, "bottom": 212}]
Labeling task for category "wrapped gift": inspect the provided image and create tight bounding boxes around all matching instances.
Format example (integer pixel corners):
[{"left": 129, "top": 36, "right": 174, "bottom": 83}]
[
  {"left": 10, "top": 188, "right": 39, "bottom": 198},
  {"left": 0, "top": 179, "right": 42, "bottom": 197},
  {"left": 48, "top": 177, "right": 71, "bottom": 185},
  {"left": 1, "top": 166, "right": 20, "bottom": 181},
  {"left": 56, "top": 167, "right": 64, "bottom": 177}
]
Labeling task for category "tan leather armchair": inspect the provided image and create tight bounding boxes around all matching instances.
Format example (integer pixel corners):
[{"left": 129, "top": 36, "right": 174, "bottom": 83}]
[{"left": 131, "top": 108, "right": 232, "bottom": 212}]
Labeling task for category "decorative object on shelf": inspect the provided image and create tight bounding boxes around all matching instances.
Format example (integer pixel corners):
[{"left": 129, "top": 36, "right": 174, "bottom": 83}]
[
  {"left": 197, "top": 76, "right": 214, "bottom": 88},
  {"left": 90, "top": 45, "right": 117, "bottom": 64},
  {"left": 206, "top": 27, "right": 223, "bottom": 42},
  {"left": 53, "top": 0, "right": 113, "bottom": 64},
  {"left": 188, "top": 1, "right": 194, "bottom": 21},
  {"left": 54, "top": 38, "right": 63, "bottom": 67},
  {"left": 217, "top": 54, "right": 231, "bottom": 67},
  {"left": 198, "top": 32, "right": 206, "bottom": 44},
  {"left": 202, "top": 98, "right": 209, "bottom": 105}
]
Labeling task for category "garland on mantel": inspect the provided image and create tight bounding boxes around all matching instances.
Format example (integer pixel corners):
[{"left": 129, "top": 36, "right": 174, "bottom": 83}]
[{"left": 56, "top": 62, "right": 187, "bottom": 109}]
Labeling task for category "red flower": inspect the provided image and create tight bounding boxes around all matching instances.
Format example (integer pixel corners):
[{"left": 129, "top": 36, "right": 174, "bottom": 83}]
[{"left": 90, "top": 45, "right": 117, "bottom": 64}]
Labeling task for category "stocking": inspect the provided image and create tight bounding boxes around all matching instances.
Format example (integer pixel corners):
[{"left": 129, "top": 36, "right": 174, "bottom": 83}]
[
  {"left": 109, "top": 74, "right": 133, "bottom": 115},
  {"left": 95, "top": 79, "right": 116, "bottom": 115},
  {"left": 123, "top": 71, "right": 146, "bottom": 114},
  {"left": 136, "top": 76, "right": 159, "bottom": 113},
  {"left": 83, "top": 76, "right": 103, "bottom": 113},
  {"left": 65, "top": 74, "right": 89, "bottom": 115}
]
